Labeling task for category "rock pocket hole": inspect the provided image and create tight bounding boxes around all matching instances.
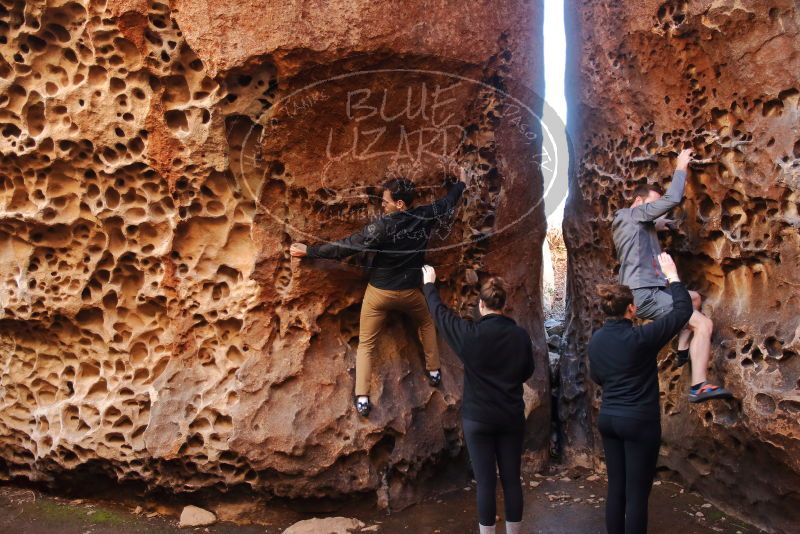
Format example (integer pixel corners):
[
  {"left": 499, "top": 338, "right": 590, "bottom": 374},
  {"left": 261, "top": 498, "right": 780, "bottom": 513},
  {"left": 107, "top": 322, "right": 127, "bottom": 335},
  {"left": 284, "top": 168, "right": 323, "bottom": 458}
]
[{"left": 755, "top": 393, "right": 776, "bottom": 414}]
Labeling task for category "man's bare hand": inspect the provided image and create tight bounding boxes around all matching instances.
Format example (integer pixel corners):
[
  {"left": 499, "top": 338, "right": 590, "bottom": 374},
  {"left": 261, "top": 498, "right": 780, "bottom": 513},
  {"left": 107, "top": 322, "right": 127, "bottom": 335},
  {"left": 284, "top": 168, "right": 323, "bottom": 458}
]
[
  {"left": 289, "top": 243, "right": 308, "bottom": 257},
  {"left": 459, "top": 164, "right": 473, "bottom": 186},
  {"left": 655, "top": 218, "right": 675, "bottom": 232},
  {"left": 676, "top": 148, "right": 694, "bottom": 171},
  {"left": 657, "top": 252, "right": 679, "bottom": 282},
  {"left": 422, "top": 264, "right": 437, "bottom": 285}
]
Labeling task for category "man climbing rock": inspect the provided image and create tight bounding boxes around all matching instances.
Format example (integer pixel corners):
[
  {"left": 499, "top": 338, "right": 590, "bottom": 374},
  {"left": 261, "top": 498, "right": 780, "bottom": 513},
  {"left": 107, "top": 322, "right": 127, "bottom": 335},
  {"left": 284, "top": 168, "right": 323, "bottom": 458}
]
[
  {"left": 290, "top": 166, "right": 470, "bottom": 416},
  {"left": 612, "top": 148, "right": 732, "bottom": 403}
]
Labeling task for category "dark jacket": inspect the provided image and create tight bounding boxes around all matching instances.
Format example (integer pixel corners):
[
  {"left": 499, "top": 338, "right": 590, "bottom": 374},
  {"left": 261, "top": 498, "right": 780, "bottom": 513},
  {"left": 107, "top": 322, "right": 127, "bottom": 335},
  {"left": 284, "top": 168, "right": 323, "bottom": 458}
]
[
  {"left": 588, "top": 281, "right": 693, "bottom": 421},
  {"left": 423, "top": 283, "right": 535, "bottom": 426},
  {"left": 612, "top": 169, "right": 687, "bottom": 289},
  {"left": 307, "top": 182, "right": 466, "bottom": 290}
]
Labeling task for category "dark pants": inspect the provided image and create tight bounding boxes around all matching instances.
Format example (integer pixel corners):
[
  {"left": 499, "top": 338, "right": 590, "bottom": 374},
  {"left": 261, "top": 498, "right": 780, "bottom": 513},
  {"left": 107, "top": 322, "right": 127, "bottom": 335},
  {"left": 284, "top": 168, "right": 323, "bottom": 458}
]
[
  {"left": 598, "top": 414, "right": 662, "bottom": 534},
  {"left": 462, "top": 418, "right": 525, "bottom": 526}
]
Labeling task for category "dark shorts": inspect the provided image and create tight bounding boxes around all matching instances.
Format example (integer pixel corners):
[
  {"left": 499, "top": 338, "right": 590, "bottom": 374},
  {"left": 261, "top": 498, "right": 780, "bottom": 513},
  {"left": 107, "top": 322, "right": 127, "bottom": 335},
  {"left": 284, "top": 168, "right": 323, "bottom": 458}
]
[{"left": 632, "top": 286, "right": 674, "bottom": 320}]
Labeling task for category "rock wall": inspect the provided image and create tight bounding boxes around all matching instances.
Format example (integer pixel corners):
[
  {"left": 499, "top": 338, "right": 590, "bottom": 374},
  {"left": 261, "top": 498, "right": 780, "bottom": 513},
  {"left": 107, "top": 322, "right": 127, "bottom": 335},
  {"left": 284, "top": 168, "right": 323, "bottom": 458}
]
[
  {"left": 543, "top": 227, "right": 567, "bottom": 320},
  {"left": 0, "top": 0, "right": 549, "bottom": 507},
  {"left": 562, "top": 1, "right": 800, "bottom": 532}
]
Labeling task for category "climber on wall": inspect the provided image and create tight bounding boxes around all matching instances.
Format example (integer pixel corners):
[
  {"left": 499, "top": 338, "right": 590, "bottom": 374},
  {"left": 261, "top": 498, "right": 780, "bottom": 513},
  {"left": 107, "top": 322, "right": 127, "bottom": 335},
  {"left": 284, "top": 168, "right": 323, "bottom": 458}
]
[
  {"left": 421, "top": 264, "right": 535, "bottom": 534},
  {"left": 589, "top": 252, "right": 692, "bottom": 534},
  {"left": 289, "top": 166, "right": 470, "bottom": 417},
  {"left": 612, "top": 148, "right": 732, "bottom": 402}
]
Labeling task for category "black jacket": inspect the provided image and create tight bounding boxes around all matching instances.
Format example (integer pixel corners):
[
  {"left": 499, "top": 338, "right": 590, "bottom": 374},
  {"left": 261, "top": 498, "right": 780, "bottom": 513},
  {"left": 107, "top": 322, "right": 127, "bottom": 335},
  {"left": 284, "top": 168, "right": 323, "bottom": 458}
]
[
  {"left": 423, "top": 283, "right": 536, "bottom": 426},
  {"left": 307, "top": 182, "right": 466, "bottom": 290},
  {"left": 588, "top": 282, "right": 693, "bottom": 421}
]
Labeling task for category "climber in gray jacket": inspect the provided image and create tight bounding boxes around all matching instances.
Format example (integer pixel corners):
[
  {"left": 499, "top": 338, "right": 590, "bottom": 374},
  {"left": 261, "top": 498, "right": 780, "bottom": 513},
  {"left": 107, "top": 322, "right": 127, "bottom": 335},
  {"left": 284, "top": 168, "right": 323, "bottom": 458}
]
[{"left": 612, "top": 148, "right": 731, "bottom": 403}]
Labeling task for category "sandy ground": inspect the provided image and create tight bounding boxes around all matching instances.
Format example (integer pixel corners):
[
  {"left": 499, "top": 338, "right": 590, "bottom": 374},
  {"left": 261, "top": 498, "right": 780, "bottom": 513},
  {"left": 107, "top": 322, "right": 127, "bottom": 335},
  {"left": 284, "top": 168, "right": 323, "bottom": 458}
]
[{"left": 0, "top": 466, "right": 759, "bottom": 534}]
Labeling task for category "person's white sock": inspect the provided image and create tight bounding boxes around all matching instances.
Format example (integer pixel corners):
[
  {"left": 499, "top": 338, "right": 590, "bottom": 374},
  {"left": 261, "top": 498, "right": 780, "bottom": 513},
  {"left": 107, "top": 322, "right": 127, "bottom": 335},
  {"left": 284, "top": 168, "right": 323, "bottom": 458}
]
[
  {"left": 505, "top": 520, "right": 522, "bottom": 534},
  {"left": 478, "top": 523, "right": 496, "bottom": 534},
  {"left": 357, "top": 395, "right": 369, "bottom": 404}
]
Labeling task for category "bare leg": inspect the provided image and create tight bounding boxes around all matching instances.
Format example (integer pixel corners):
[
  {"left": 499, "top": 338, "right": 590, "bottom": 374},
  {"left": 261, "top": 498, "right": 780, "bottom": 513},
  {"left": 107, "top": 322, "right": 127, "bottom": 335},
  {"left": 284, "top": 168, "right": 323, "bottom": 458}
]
[
  {"left": 678, "top": 291, "right": 703, "bottom": 351},
  {"left": 687, "top": 310, "right": 713, "bottom": 385},
  {"left": 677, "top": 328, "right": 692, "bottom": 351}
]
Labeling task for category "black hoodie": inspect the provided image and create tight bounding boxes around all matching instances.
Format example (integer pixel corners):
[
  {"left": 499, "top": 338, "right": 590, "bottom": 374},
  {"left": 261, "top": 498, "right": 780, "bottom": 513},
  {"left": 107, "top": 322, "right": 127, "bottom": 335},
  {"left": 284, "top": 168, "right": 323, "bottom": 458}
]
[
  {"left": 423, "top": 283, "right": 535, "bottom": 426},
  {"left": 589, "top": 281, "right": 693, "bottom": 421},
  {"left": 307, "top": 182, "right": 466, "bottom": 290}
]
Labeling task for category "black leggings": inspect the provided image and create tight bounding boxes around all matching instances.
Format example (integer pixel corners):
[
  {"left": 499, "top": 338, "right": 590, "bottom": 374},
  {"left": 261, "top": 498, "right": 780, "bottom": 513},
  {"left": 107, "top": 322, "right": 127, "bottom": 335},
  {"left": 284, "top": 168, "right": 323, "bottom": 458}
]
[
  {"left": 462, "top": 418, "right": 525, "bottom": 526},
  {"left": 598, "top": 414, "right": 662, "bottom": 534}
]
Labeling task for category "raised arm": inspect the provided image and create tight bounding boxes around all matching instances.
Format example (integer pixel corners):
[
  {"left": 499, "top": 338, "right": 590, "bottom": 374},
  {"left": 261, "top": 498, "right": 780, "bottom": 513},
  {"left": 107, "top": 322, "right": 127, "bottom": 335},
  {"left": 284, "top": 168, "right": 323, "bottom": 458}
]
[
  {"left": 639, "top": 253, "right": 693, "bottom": 350},
  {"left": 300, "top": 219, "right": 386, "bottom": 260},
  {"left": 420, "top": 165, "right": 469, "bottom": 220},
  {"left": 422, "top": 265, "right": 474, "bottom": 357},
  {"left": 426, "top": 180, "right": 466, "bottom": 220},
  {"left": 630, "top": 149, "right": 692, "bottom": 222}
]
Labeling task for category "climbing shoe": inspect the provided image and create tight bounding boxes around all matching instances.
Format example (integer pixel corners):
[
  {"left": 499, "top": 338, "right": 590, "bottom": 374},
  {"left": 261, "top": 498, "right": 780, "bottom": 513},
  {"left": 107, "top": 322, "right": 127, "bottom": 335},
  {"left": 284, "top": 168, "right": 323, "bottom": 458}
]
[
  {"left": 354, "top": 396, "right": 371, "bottom": 417},
  {"left": 675, "top": 349, "right": 690, "bottom": 368},
  {"left": 689, "top": 382, "right": 733, "bottom": 403},
  {"left": 427, "top": 369, "right": 442, "bottom": 387}
]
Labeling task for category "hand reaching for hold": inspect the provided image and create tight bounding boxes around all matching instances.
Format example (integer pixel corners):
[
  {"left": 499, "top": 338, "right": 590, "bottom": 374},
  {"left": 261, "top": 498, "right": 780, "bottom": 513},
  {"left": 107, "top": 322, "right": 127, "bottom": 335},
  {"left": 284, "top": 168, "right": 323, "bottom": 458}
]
[
  {"left": 459, "top": 163, "right": 477, "bottom": 187},
  {"left": 422, "top": 264, "right": 437, "bottom": 285},
  {"left": 289, "top": 243, "right": 308, "bottom": 257},
  {"left": 654, "top": 218, "right": 675, "bottom": 232},
  {"left": 676, "top": 148, "right": 694, "bottom": 170}
]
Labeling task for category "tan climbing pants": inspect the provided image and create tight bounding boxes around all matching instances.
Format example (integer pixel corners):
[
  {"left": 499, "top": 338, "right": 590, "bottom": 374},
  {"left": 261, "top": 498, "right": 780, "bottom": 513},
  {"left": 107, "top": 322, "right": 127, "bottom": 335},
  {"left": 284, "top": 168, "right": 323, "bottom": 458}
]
[{"left": 355, "top": 283, "right": 441, "bottom": 397}]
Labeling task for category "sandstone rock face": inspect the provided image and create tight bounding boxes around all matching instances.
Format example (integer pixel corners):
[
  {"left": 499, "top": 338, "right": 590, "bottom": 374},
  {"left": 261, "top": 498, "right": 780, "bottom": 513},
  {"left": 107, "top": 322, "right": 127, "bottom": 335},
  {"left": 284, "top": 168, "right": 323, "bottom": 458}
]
[
  {"left": 562, "top": 1, "right": 800, "bottom": 532},
  {"left": 0, "top": 0, "right": 549, "bottom": 507}
]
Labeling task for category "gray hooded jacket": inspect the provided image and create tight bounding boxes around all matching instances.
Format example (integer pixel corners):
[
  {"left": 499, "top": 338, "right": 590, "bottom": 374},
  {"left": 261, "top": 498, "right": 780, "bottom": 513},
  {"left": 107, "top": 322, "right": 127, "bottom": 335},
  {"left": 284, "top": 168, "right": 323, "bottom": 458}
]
[{"left": 612, "top": 169, "right": 687, "bottom": 289}]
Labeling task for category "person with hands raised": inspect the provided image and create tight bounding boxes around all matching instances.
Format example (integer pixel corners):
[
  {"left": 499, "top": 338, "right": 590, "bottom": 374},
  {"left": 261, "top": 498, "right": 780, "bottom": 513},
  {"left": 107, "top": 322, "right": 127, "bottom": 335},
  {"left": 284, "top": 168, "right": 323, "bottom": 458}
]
[
  {"left": 589, "top": 252, "right": 730, "bottom": 534},
  {"left": 422, "top": 264, "right": 535, "bottom": 534},
  {"left": 289, "top": 166, "right": 469, "bottom": 417},
  {"left": 612, "top": 148, "right": 731, "bottom": 403}
]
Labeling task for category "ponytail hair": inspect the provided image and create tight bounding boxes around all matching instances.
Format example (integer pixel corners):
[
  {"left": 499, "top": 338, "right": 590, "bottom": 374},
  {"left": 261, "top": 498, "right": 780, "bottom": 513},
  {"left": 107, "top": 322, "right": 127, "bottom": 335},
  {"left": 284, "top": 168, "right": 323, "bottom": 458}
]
[
  {"left": 596, "top": 284, "right": 634, "bottom": 317},
  {"left": 480, "top": 276, "right": 507, "bottom": 310}
]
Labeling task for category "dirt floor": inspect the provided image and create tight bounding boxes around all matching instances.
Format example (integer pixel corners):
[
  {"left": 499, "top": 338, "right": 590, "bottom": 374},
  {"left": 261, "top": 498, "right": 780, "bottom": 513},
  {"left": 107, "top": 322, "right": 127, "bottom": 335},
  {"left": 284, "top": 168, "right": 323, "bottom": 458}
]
[{"left": 0, "top": 466, "right": 759, "bottom": 534}]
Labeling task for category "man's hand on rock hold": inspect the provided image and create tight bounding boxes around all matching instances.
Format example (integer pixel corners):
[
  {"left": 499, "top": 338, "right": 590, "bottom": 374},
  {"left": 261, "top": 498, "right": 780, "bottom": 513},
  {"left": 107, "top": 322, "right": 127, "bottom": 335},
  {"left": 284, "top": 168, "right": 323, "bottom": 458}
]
[
  {"left": 676, "top": 148, "right": 694, "bottom": 170},
  {"left": 459, "top": 164, "right": 473, "bottom": 186},
  {"left": 290, "top": 243, "right": 308, "bottom": 257},
  {"left": 654, "top": 218, "right": 676, "bottom": 232},
  {"left": 422, "top": 265, "right": 437, "bottom": 285}
]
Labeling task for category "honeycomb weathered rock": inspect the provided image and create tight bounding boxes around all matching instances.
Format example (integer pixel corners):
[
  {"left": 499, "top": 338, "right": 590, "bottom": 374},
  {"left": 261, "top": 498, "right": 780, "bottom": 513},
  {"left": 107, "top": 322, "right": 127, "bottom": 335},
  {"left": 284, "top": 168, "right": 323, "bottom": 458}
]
[
  {"left": 0, "top": 0, "right": 549, "bottom": 507},
  {"left": 562, "top": 1, "right": 800, "bottom": 532}
]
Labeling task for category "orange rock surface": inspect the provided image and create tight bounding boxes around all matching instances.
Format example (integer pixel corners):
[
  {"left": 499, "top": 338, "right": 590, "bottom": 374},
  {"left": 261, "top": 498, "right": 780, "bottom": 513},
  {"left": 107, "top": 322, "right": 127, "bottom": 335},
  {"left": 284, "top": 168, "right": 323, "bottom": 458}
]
[
  {"left": 562, "top": 2, "right": 800, "bottom": 532},
  {"left": 0, "top": 0, "right": 549, "bottom": 507}
]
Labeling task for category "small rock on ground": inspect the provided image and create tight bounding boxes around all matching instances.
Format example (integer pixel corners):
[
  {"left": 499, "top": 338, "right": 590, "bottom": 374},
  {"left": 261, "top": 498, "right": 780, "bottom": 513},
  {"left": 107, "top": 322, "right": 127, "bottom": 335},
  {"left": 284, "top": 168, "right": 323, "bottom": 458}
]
[
  {"left": 179, "top": 505, "right": 217, "bottom": 528},
  {"left": 544, "top": 318, "right": 565, "bottom": 336}
]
